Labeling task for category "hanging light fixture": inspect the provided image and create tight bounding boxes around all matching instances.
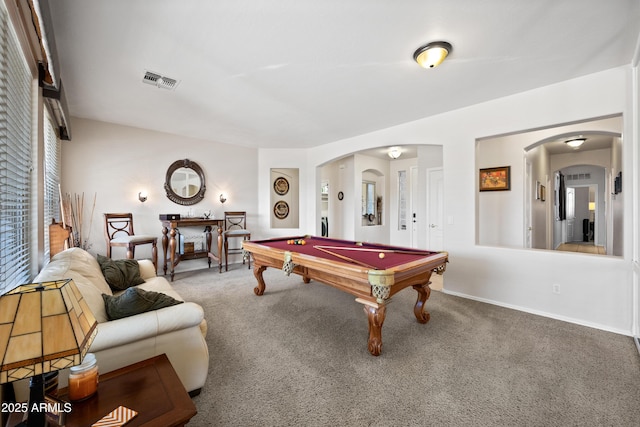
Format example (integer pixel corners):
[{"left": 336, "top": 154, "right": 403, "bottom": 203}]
[
  {"left": 388, "top": 146, "right": 402, "bottom": 159},
  {"left": 565, "top": 137, "right": 586, "bottom": 148},
  {"left": 413, "top": 41, "right": 452, "bottom": 68}
]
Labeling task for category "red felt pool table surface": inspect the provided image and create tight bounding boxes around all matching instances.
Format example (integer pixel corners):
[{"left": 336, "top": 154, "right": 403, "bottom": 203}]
[
  {"left": 242, "top": 235, "right": 448, "bottom": 356},
  {"left": 255, "top": 236, "right": 438, "bottom": 269}
]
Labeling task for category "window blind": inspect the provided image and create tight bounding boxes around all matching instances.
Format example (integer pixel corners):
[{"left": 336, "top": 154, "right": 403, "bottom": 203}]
[
  {"left": 0, "top": 3, "right": 34, "bottom": 292},
  {"left": 43, "top": 108, "right": 61, "bottom": 262}
]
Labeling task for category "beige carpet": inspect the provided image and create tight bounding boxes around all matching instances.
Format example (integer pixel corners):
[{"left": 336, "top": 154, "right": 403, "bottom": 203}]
[{"left": 172, "top": 264, "right": 639, "bottom": 427}]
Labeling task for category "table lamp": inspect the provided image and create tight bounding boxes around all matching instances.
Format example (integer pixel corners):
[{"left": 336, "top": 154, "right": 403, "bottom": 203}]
[{"left": 0, "top": 279, "right": 98, "bottom": 427}]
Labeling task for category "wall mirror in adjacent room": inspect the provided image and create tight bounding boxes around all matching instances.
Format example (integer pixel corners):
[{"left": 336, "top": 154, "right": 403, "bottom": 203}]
[
  {"left": 476, "top": 114, "right": 623, "bottom": 257},
  {"left": 164, "top": 159, "right": 206, "bottom": 205},
  {"left": 362, "top": 179, "right": 377, "bottom": 225}
]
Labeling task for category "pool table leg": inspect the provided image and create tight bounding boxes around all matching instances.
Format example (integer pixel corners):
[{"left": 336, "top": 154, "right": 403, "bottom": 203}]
[
  {"left": 253, "top": 265, "right": 267, "bottom": 295},
  {"left": 412, "top": 282, "right": 432, "bottom": 323},
  {"left": 363, "top": 303, "right": 386, "bottom": 356}
]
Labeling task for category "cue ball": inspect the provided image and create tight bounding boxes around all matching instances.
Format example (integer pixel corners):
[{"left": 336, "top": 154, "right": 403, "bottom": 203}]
[{"left": 379, "top": 253, "right": 385, "bottom": 259}]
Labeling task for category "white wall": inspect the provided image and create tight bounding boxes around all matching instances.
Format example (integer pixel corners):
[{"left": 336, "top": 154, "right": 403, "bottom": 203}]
[
  {"left": 634, "top": 65, "right": 640, "bottom": 344},
  {"left": 270, "top": 168, "right": 299, "bottom": 228},
  {"left": 562, "top": 165, "right": 606, "bottom": 246},
  {"left": 257, "top": 147, "right": 310, "bottom": 239},
  {"left": 354, "top": 154, "right": 388, "bottom": 243},
  {"left": 526, "top": 143, "right": 550, "bottom": 249},
  {"left": 477, "top": 117, "right": 621, "bottom": 249},
  {"left": 61, "top": 118, "right": 259, "bottom": 266},
  {"left": 317, "top": 146, "right": 441, "bottom": 247},
  {"left": 259, "top": 66, "right": 634, "bottom": 335},
  {"left": 610, "top": 136, "right": 624, "bottom": 257},
  {"left": 476, "top": 136, "right": 525, "bottom": 248},
  {"left": 318, "top": 160, "right": 352, "bottom": 239},
  {"left": 66, "top": 66, "right": 637, "bottom": 337},
  {"left": 552, "top": 148, "right": 616, "bottom": 253}
]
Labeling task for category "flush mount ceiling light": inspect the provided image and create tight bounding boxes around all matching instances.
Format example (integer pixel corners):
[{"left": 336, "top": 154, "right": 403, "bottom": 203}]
[
  {"left": 413, "top": 41, "right": 452, "bottom": 68},
  {"left": 388, "top": 146, "right": 402, "bottom": 159},
  {"left": 565, "top": 137, "right": 586, "bottom": 148}
]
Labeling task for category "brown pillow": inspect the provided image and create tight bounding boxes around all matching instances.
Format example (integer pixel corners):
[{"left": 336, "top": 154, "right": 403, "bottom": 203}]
[
  {"left": 97, "top": 254, "right": 145, "bottom": 291},
  {"left": 102, "top": 288, "right": 183, "bottom": 320}
]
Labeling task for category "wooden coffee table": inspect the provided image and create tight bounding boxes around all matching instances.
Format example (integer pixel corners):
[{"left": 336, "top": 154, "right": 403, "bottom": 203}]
[{"left": 56, "top": 354, "right": 196, "bottom": 427}]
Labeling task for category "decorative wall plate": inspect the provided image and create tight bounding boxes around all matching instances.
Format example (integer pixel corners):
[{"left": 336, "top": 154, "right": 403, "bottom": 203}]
[
  {"left": 273, "top": 200, "right": 290, "bottom": 219},
  {"left": 273, "top": 177, "right": 290, "bottom": 195},
  {"left": 337, "top": 191, "right": 344, "bottom": 200}
]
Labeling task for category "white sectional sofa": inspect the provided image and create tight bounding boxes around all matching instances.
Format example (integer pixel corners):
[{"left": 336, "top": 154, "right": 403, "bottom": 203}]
[{"left": 14, "top": 247, "right": 209, "bottom": 400}]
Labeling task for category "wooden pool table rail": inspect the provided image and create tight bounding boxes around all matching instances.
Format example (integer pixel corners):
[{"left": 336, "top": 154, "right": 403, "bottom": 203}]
[{"left": 243, "top": 238, "right": 448, "bottom": 356}]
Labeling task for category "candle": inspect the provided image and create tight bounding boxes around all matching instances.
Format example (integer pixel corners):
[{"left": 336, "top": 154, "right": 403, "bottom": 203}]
[{"left": 68, "top": 353, "right": 99, "bottom": 401}]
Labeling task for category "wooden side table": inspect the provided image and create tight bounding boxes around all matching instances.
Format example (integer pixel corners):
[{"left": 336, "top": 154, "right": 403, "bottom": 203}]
[{"left": 7, "top": 354, "right": 197, "bottom": 427}]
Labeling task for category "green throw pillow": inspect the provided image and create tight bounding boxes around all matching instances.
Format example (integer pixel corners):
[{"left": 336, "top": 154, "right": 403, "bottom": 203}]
[
  {"left": 97, "top": 254, "right": 145, "bottom": 290},
  {"left": 102, "top": 288, "right": 183, "bottom": 320}
]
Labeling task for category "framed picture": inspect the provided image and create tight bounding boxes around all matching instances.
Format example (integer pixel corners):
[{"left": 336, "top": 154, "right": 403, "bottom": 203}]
[
  {"left": 614, "top": 171, "right": 622, "bottom": 194},
  {"left": 273, "top": 176, "right": 290, "bottom": 195},
  {"left": 479, "top": 166, "right": 511, "bottom": 192}
]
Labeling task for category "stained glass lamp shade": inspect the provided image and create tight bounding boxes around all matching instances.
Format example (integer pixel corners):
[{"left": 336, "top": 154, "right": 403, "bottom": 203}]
[{"left": 0, "top": 279, "right": 98, "bottom": 426}]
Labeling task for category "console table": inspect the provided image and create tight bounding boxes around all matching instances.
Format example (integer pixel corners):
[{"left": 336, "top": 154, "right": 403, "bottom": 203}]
[{"left": 161, "top": 217, "right": 225, "bottom": 280}]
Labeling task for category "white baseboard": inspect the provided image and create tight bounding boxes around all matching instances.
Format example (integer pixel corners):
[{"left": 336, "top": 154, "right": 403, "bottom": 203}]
[{"left": 441, "top": 289, "right": 633, "bottom": 337}]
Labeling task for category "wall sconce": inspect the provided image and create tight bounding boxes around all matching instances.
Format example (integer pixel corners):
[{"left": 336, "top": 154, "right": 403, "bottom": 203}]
[
  {"left": 219, "top": 193, "right": 227, "bottom": 204},
  {"left": 138, "top": 191, "right": 148, "bottom": 203}
]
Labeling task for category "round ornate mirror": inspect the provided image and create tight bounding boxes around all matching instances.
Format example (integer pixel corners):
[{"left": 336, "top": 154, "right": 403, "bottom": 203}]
[{"left": 164, "top": 159, "right": 206, "bottom": 205}]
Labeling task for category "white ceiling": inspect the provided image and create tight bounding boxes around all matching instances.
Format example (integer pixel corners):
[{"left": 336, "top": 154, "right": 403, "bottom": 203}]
[{"left": 47, "top": 1, "right": 640, "bottom": 150}]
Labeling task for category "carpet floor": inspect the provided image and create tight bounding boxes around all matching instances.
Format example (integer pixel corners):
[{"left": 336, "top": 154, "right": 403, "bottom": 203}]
[{"left": 172, "top": 264, "right": 640, "bottom": 427}]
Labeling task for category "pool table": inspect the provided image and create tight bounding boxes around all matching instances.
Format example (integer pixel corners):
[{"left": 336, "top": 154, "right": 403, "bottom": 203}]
[{"left": 242, "top": 236, "right": 448, "bottom": 356}]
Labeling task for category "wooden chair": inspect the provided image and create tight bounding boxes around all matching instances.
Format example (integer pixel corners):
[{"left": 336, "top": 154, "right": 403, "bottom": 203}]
[
  {"left": 104, "top": 213, "right": 157, "bottom": 272},
  {"left": 223, "top": 211, "right": 251, "bottom": 271},
  {"left": 49, "top": 219, "right": 72, "bottom": 258}
]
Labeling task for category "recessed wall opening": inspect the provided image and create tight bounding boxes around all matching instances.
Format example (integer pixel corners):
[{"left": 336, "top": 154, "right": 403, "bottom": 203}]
[{"left": 476, "top": 114, "right": 622, "bottom": 257}]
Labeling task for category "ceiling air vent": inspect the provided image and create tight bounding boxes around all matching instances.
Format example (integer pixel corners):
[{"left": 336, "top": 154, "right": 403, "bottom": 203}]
[
  {"left": 142, "top": 71, "right": 161, "bottom": 85},
  {"left": 157, "top": 76, "right": 178, "bottom": 90},
  {"left": 142, "top": 71, "right": 179, "bottom": 90}
]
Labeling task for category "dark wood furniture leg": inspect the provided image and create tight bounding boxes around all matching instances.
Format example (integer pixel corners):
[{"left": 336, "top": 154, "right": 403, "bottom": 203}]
[
  {"left": 204, "top": 225, "right": 212, "bottom": 268},
  {"left": 412, "top": 282, "right": 432, "bottom": 323},
  {"left": 253, "top": 265, "right": 267, "bottom": 295},
  {"left": 161, "top": 226, "right": 169, "bottom": 275},
  {"left": 151, "top": 240, "right": 158, "bottom": 273},
  {"left": 363, "top": 304, "right": 386, "bottom": 356},
  {"left": 169, "top": 226, "right": 177, "bottom": 281},
  {"left": 216, "top": 224, "right": 223, "bottom": 273}
]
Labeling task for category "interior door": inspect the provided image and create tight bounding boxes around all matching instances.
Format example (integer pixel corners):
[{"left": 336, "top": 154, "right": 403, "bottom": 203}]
[
  {"left": 410, "top": 166, "right": 418, "bottom": 247},
  {"left": 566, "top": 187, "right": 575, "bottom": 242},
  {"left": 427, "top": 168, "right": 444, "bottom": 250},
  {"left": 320, "top": 181, "right": 329, "bottom": 237}
]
